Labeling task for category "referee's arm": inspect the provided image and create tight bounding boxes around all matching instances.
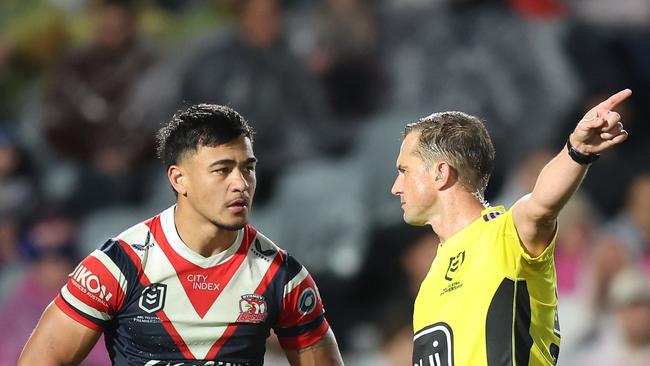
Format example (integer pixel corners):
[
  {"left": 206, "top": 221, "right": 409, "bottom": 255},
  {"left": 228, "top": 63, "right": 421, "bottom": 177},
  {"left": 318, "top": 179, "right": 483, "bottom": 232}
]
[{"left": 512, "top": 89, "right": 631, "bottom": 258}]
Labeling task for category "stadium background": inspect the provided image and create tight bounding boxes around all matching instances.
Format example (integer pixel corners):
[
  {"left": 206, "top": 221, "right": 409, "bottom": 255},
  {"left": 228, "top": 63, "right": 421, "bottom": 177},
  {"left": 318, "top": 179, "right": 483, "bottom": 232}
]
[{"left": 0, "top": 0, "right": 649, "bottom": 364}]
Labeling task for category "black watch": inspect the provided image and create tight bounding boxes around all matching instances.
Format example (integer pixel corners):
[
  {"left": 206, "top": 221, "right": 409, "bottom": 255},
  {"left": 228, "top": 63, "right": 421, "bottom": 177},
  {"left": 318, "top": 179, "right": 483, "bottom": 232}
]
[{"left": 566, "top": 138, "right": 600, "bottom": 165}]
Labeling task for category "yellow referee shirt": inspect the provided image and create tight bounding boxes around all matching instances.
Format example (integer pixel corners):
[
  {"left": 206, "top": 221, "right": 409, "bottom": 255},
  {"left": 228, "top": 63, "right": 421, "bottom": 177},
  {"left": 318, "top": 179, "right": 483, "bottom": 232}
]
[{"left": 413, "top": 206, "right": 560, "bottom": 366}]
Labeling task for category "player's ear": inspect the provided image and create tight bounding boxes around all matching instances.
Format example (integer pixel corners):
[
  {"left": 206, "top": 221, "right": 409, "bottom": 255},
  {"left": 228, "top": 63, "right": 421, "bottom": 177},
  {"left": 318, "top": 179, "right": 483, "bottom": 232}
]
[{"left": 168, "top": 165, "right": 187, "bottom": 196}]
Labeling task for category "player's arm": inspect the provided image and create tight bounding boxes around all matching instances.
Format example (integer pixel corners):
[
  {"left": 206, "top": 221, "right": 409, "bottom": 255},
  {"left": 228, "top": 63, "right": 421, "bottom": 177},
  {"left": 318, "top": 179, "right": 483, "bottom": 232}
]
[
  {"left": 284, "top": 329, "right": 344, "bottom": 366},
  {"left": 19, "top": 302, "right": 101, "bottom": 366},
  {"left": 513, "top": 89, "right": 632, "bottom": 257},
  {"left": 274, "top": 253, "right": 344, "bottom": 365}
]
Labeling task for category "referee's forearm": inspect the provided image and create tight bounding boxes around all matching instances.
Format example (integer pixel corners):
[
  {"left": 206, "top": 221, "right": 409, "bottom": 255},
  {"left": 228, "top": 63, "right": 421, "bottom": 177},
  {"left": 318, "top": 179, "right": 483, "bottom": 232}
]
[{"left": 527, "top": 149, "right": 589, "bottom": 221}]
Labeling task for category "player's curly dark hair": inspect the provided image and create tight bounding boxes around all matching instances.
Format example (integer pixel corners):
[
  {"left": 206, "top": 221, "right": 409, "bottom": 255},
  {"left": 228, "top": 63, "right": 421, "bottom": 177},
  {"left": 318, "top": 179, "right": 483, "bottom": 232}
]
[{"left": 156, "top": 104, "right": 255, "bottom": 168}]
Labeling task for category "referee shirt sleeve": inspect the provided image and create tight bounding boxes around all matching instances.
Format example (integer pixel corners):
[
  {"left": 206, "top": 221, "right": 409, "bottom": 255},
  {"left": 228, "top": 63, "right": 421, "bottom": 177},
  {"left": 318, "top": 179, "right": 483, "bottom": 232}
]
[{"left": 503, "top": 208, "right": 558, "bottom": 265}]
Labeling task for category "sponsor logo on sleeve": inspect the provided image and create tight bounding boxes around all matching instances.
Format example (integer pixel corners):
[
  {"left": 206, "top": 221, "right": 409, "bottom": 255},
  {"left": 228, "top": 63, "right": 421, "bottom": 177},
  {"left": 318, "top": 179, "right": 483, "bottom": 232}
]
[
  {"left": 297, "top": 288, "right": 317, "bottom": 315},
  {"left": 69, "top": 263, "right": 114, "bottom": 305}
]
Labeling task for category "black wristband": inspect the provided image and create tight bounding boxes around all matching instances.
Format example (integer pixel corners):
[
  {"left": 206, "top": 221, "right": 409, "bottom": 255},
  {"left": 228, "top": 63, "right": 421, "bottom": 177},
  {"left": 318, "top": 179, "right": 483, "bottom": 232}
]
[{"left": 566, "top": 138, "right": 600, "bottom": 165}]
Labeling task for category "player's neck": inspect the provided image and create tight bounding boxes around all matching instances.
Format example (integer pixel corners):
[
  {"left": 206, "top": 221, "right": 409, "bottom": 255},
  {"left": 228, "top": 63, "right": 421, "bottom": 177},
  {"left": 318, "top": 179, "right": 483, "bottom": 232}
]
[
  {"left": 429, "top": 191, "right": 485, "bottom": 243},
  {"left": 173, "top": 204, "right": 239, "bottom": 258}
]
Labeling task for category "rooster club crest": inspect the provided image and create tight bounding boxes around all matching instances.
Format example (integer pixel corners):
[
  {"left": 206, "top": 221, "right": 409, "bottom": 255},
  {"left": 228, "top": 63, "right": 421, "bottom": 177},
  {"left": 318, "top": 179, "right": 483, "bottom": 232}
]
[{"left": 237, "top": 294, "right": 268, "bottom": 323}]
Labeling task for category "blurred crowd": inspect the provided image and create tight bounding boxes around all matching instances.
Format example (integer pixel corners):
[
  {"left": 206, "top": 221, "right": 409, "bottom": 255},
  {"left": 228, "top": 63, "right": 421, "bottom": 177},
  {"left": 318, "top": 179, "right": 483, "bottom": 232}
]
[{"left": 0, "top": 0, "right": 649, "bottom": 364}]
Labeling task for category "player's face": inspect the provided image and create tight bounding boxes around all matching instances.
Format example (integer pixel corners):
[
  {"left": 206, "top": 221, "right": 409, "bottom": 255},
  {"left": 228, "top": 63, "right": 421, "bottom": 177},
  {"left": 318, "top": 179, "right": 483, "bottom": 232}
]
[
  {"left": 391, "top": 132, "right": 438, "bottom": 226},
  {"left": 181, "top": 136, "right": 257, "bottom": 231}
]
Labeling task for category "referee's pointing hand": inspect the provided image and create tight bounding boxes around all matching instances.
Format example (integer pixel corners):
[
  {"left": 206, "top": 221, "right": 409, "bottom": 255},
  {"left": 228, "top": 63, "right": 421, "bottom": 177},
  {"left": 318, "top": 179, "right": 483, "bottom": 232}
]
[{"left": 569, "top": 88, "right": 632, "bottom": 155}]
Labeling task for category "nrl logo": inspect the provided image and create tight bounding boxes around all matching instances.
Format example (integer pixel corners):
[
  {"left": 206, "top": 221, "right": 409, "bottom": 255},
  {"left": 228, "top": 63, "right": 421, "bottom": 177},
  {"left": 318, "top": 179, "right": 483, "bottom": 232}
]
[
  {"left": 444, "top": 251, "right": 466, "bottom": 281},
  {"left": 139, "top": 283, "right": 167, "bottom": 313}
]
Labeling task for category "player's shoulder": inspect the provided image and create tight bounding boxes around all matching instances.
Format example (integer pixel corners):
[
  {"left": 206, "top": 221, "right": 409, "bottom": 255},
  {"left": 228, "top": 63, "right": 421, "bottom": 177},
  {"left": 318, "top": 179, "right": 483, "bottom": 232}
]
[
  {"left": 114, "top": 217, "right": 155, "bottom": 250},
  {"left": 249, "top": 227, "right": 284, "bottom": 255},
  {"left": 248, "top": 225, "right": 305, "bottom": 272},
  {"left": 70, "top": 217, "right": 155, "bottom": 300},
  {"left": 92, "top": 212, "right": 160, "bottom": 267},
  {"left": 245, "top": 225, "right": 286, "bottom": 259}
]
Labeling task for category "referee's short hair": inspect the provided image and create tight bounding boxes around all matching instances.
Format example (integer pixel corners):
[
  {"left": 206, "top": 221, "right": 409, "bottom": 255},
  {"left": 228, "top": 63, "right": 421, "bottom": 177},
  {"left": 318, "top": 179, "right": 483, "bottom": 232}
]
[{"left": 404, "top": 111, "right": 495, "bottom": 198}]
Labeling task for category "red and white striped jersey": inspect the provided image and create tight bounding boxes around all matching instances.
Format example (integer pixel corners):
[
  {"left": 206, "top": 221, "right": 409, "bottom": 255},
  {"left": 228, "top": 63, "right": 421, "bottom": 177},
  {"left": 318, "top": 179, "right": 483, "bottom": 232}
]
[{"left": 55, "top": 206, "right": 330, "bottom": 365}]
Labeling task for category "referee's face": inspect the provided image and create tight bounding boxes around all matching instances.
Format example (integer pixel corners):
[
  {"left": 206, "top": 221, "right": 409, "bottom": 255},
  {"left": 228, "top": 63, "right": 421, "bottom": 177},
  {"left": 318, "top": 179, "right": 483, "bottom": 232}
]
[
  {"left": 176, "top": 135, "right": 257, "bottom": 231},
  {"left": 392, "top": 132, "right": 438, "bottom": 226}
]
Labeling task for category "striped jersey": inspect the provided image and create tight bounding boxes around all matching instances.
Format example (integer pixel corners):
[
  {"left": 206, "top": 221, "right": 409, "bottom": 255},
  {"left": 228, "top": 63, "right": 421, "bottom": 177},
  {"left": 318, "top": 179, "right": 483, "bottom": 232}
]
[
  {"left": 55, "top": 206, "right": 330, "bottom": 365},
  {"left": 412, "top": 206, "right": 561, "bottom": 366}
]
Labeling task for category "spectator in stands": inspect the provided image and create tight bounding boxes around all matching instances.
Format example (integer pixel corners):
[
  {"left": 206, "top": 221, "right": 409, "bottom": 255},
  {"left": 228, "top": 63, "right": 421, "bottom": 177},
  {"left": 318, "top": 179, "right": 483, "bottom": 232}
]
[
  {"left": 43, "top": 0, "right": 158, "bottom": 217},
  {"left": 0, "top": 213, "right": 110, "bottom": 365},
  {"left": 0, "top": 214, "right": 24, "bottom": 306},
  {"left": 605, "top": 173, "right": 650, "bottom": 272},
  {"left": 557, "top": 233, "right": 631, "bottom": 364},
  {"left": 379, "top": 0, "right": 579, "bottom": 187},
  {"left": 0, "top": 130, "right": 38, "bottom": 220},
  {"left": 292, "top": 0, "right": 384, "bottom": 122},
  {"left": 0, "top": 1, "right": 69, "bottom": 125},
  {"left": 181, "top": 0, "right": 334, "bottom": 204},
  {"left": 554, "top": 193, "right": 600, "bottom": 296},
  {"left": 494, "top": 149, "right": 554, "bottom": 208},
  {"left": 574, "top": 267, "right": 650, "bottom": 365}
]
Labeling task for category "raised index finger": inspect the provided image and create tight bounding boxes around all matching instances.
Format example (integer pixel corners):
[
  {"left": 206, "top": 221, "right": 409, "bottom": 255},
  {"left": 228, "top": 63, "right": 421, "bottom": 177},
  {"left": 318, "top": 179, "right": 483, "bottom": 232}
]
[{"left": 598, "top": 89, "right": 632, "bottom": 110}]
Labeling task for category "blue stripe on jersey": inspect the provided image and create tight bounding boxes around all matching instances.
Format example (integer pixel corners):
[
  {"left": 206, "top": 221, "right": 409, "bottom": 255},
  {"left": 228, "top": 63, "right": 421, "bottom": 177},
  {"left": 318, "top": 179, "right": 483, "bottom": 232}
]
[
  {"left": 209, "top": 323, "right": 268, "bottom": 365},
  {"left": 284, "top": 255, "right": 304, "bottom": 280},
  {"left": 98, "top": 239, "right": 184, "bottom": 363},
  {"left": 259, "top": 253, "right": 303, "bottom": 320},
  {"left": 274, "top": 314, "right": 325, "bottom": 337},
  {"left": 98, "top": 239, "right": 140, "bottom": 302}
]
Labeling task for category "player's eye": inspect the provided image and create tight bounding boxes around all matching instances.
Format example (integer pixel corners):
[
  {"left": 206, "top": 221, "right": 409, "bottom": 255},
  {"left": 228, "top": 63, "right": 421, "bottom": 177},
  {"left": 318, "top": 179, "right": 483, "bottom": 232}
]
[{"left": 213, "top": 167, "right": 231, "bottom": 174}]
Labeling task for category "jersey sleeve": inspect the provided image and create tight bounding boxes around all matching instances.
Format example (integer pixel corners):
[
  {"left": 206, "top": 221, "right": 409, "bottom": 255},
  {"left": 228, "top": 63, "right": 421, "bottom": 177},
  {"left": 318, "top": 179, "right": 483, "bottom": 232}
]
[
  {"left": 55, "top": 240, "right": 130, "bottom": 331},
  {"left": 502, "top": 208, "right": 558, "bottom": 265},
  {"left": 273, "top": 255, "right": 330, "bottom": 350}
]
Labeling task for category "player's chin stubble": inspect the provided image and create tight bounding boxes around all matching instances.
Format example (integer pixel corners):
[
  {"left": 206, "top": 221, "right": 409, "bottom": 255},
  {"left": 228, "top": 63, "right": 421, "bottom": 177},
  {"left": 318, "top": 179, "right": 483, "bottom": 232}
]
[{"left": 210, "top": 219, "right": 247, "bottom": 231}]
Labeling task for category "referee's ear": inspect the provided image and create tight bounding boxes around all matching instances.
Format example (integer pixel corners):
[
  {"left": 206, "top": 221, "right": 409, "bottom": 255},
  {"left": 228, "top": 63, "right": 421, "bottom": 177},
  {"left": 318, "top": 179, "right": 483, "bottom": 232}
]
[{"left": 168, "top": 165, "right": 187, "bottom": 197}]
